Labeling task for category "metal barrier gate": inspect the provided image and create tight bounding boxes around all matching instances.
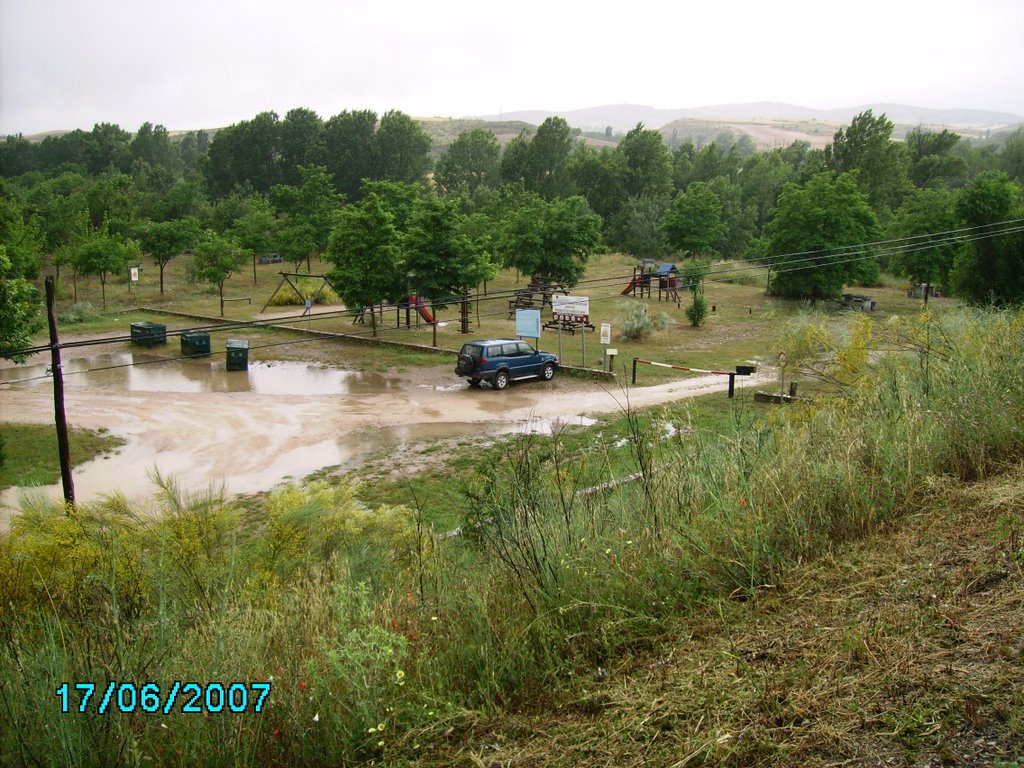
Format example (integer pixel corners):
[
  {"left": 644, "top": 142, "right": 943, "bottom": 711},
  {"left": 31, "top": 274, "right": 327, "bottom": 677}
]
[{"left": 632, "top": 358, "right": 756, "bottom": 398}]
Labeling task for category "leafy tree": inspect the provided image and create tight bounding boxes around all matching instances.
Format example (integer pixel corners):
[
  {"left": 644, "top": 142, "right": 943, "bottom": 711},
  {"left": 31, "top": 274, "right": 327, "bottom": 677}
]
[
  {"left": 568, "top": 144, "right": 625, "bottom": 222},
  {"left": 525, "top": 117, "right": 575, "bottom": 199},
  {"left": 188, "top": 231, "right": 249, "bottom": 315},
  {"left": 609, "top": 195, "right": 669, "bottom": 258},
  {"left": 617, "top": 123, "right": 673, "bottom": 201},
  {"left": 0, "top": 193, "right": 43, "bottom": 279},
  {"left": 135, "top": 217, "right": 201, "bottom": 293},
  {"left": 85, "top": 171, "right": 139, "bottom": 236},
  {"left": 74, "top": 227, "right": 139, "bottom": 308},
  {"left": 372, "top": 110, "right": 433, "bottom": 185},
  {"left": 322, "top": 109, "right": 378, "bottom": 200},
  {"left": 0, "top": 245, "right": 43, "bottom": 363},
  {"left": 499, "top": 131, "right": 533, "bottom": 186},
  {"left": 905, "top": 127, "right": 967, "bottom": 189},
  {"left": 764, "top": 172, "right": 880, "bottom": 300},
  {"left": 1001, "top": 127, "right": 1024, "bottom": 185},
  {"left": 0, "top": 135, "right": 38, "bottom": 177},
  {"left": 277, "top": 108, "right": 325, "bottom": 187},
  {"left": 738, "top": 149, "right": 795, "bottom": 231},
  {"left": 404, "top": 197, "right": 494, "bottom": 308},
  {"left": 500, "top": 195, "right": 601, "bottom": 286},
  {"left": 949, "top": 170, "right": 1024, "bottom": 304},
  {"left": 824, "top": 110, "right": 909, "bottom": 218},
  {"left": 130, "top": 123, "right": 180, "bottom": 177},
  {"left": 887, "top": 187, "right": 960, "bottom": 289},
  {"left": 435, "top": 129, "right": 501, "bottom": 195},
  {"left": 325, "top": 192, "right": 405, "bottom": 318},
  {"left": 661, "top": 181, "right": 727, "bottom": 258},
  {"left": 270, "top": 164, "right": 341, "bottom": 269}
]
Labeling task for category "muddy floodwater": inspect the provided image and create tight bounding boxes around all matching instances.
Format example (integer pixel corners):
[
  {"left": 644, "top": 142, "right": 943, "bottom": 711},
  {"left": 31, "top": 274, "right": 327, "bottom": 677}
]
[{"left": 1, "top": 347, "right": 765, "bottom": 519}]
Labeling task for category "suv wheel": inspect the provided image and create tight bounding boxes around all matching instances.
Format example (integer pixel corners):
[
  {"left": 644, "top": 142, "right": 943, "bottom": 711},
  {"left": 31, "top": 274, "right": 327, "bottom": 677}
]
[
  {"left": 541, "top": 362, "right": 555, "bottom": 381},
  {"left": 493, "top": 369, "right": 510, "bottom": 390}
]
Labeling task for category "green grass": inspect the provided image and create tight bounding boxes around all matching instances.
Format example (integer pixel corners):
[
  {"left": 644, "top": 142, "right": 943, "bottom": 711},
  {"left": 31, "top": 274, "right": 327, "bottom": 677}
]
[{"left": 0, "top": 424, "right": 124, "bottom": 489}]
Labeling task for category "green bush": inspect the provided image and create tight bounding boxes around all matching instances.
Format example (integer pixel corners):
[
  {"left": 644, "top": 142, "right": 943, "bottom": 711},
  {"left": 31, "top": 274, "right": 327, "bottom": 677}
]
[
  {"left": 618, "top": 301, "right": 674, "bottom": 340},
  {"left": 57, "top": 302, "right": 101, "bottom": 324}
]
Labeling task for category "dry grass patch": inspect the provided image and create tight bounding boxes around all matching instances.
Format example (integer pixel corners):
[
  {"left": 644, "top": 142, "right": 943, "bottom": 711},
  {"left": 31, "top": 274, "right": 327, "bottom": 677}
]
[{"left": 407, "top": 464, "right": 1024, "bottom": 767}]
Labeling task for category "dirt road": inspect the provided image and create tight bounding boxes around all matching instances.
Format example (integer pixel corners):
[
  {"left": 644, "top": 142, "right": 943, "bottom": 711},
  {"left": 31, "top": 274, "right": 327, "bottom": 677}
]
[{"left": 1, "top": 348, "right": 767, "bottom": 520}]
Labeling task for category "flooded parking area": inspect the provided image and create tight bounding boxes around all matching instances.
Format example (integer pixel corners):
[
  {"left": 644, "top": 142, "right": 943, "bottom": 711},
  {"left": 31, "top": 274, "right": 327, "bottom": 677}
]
[{"left": 1, "top": 346, "right": 764, "bottom": 517}]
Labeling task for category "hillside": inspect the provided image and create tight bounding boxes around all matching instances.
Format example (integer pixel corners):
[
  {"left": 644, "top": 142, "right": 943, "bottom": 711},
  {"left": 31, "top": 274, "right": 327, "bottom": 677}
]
[
  {"left": 411, "top": 462, "right": 1024, "bottom": 766},
  {"left": 474, "top": 102, "right": 1024, "bottom": 133}
]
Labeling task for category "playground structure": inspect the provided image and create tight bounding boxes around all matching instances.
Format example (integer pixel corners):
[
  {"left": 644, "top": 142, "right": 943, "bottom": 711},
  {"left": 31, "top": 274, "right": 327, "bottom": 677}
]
[
  {"left": 621, "top": 259, "right": 656, "bottom": 298},
  {"left": 621, "top": 260, "right": 681, "bottom": 302}
]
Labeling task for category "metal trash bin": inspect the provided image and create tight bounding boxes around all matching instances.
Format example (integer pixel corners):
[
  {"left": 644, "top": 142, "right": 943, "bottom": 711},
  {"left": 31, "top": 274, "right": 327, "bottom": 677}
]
[
  {"left": 180, "top": 331, "right": 211, "bottom": 358},
  {"left": 130, "top": 321, "right": 167, "bottom": 347},
  {"left": 226, "top": 339, "right": 250, "bottom": 371}
]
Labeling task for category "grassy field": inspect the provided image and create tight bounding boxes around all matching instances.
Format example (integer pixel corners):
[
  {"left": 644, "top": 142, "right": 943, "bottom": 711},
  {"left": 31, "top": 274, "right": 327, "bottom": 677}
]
[
  {"left": 43, "top": 248, "right": 946, "bottom": 381},
  {"left": 0, "top": 424, "right": 124, "bottom": 490}
]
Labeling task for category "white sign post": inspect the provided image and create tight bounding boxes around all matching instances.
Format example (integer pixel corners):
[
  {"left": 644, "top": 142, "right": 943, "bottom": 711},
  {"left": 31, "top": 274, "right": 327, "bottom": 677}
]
[{"left": 600, "top": 322, "right": 611, "bottom": 370}]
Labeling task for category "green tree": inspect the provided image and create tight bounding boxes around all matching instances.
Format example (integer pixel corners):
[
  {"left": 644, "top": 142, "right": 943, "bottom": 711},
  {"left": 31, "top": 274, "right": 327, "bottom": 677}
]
[
  {"left": 372, "top": 110, "right": 433, "bottom": 185},
  {"left": 322, "top": 109, "right": 378, "bottom": 201},
  {"left": 609, "top": 195, "right": 669, "bottom": 258},
  {"left": 500, "top": 195, "right": 601, "bottom": 286},
  {"left": 660, "top": 181, "right": 727, "bottom": 258},
  {"left": 949, "top": 170, "right": 1024, "bottom": 304},
  {"left": 404, "top": 197, "right": 494, "bottom": 308},
  {"left": 74, "top": 227, "right": 138, "bottom": 309},
  {"left": 135, "top": 217, "right": 201, "bottom": 293},
  {"left": 277, "top": 108, "right": 325, "bottom": 187},
  {"left": 905, "top": 127, "right": 967, "bottom": 189},
  {"left": 435, "top": 129, "right": 502, "bottom": 195},
  {"left": 270, "top": 164, "right": 342, "bottom": 270},
  {"left": 887, "top": 187, "right": 960, "bottom": 289},
  {"left": 764, "top": 172, "right": 880, "bottom": 300},
  {"left": 617, "top": 123, "right": 673, "bottom": 201},
  {"left": 325, "top": 192, "right": 405, "bottom": 323},
  {"left": 0, "top": 193, "right": 43, "bottom": 279},
  {"left": 568, "top": 144, "right": 625, "bottom": 222},
  {"left": 824, "top": 110, "right": 909, "bottom": 218},
  {"left": 1000, "top": 127, "right": 1024, "bottom": 185},
  {"left": 525, "top": 117, "right": 575, "bottom": 200},
  {"left": 188, "top": 231, "right": 250, "bottom": 316},
  {"left": 0, "top": 245, "right": 43, "bottom": 363},
  {"left": 130, "top": 123, "right": 180, "bottom": 177}
]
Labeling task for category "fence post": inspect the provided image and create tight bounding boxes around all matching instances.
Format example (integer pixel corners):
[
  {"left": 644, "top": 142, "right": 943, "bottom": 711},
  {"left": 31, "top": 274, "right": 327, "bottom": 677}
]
[
  {"left": 728, "top": 373, "right": 735, "bottom": 398},
  {"left": 632, "top": 357, "right": 638, "bottom": 385}
]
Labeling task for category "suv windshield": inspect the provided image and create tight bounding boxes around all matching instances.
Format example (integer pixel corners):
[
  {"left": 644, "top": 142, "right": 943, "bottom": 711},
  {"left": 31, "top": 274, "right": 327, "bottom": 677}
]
[{"left": 460, "top": 344, "right": 483, "bottom": 359}]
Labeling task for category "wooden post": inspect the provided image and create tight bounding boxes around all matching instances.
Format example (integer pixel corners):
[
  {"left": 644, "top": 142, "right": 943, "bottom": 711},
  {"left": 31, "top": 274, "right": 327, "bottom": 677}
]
[
  {"left": 728, "top": 373, "right": 735, "bottom": 398},
  {"left": 632, "top": 357, "right": 638, "bottom": 385},
  {"left": 46, "top": 277, "right": 75, "bottom": 508}
]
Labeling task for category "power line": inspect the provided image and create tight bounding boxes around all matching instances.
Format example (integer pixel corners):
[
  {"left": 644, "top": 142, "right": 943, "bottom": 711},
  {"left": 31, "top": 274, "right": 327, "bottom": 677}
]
[{"left": 3, "top": 217, "right": 1021, "bottom": 376}]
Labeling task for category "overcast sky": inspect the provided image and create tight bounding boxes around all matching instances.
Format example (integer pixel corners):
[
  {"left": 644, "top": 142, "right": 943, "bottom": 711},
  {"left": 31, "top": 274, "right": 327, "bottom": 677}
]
[{"left": 2, "top": 0, "right": 1023, "bottom": 136}]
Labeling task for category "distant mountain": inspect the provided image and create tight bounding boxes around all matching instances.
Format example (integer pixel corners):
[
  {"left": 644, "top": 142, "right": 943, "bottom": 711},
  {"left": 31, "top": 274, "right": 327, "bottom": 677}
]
[{"left": 473, "top": 102, "right": 1024, "bottom": 132}]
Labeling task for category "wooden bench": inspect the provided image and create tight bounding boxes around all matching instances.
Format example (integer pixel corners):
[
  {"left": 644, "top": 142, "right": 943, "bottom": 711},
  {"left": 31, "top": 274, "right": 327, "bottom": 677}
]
[{"left": 507, "top": 290, "right": 536, "bottom": 317}]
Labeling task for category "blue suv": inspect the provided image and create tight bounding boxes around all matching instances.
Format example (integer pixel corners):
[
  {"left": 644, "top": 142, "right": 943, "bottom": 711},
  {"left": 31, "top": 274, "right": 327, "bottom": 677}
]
[{"left": 455, "top": 339, "right": 558, "bottom": 389}]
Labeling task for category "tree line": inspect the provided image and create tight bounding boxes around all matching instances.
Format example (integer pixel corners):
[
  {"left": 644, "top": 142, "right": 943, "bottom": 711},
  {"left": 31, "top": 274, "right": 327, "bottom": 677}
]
[{"left": 2, "top": 106, "right": 1024, "bottom": 356}]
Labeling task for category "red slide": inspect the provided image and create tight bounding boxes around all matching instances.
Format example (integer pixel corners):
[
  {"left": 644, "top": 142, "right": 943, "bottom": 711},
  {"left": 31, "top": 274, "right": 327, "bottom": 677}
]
[
  {"left": 621, "top": 278, "right": 638, "bottom": 295},
  {"left": 410, "top": 294, "right": 435, "bottom": 324}
]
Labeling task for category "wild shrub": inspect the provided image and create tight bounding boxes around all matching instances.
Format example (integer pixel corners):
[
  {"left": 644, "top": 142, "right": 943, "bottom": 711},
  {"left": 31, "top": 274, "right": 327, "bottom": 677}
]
[{"left": 618, "top": 301, "right": 674, "bottom": 340}]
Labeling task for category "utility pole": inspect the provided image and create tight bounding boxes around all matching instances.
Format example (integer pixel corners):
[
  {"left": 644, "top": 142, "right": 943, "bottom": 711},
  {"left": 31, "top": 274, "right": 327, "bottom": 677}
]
[{"left": 45, "top": 277, "right": 75, "bottom": 509}]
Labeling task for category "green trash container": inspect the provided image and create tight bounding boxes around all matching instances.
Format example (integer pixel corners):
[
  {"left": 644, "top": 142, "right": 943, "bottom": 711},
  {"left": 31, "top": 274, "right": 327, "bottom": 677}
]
[
  {"left": 130, "top": 321, "right": 167, "bottom": 347},
  {"left": 180, "top": 331, "right": 211, "bottom": 358},
  {"left": 226, "top": 339, "right": 250, "bottom": 371}
]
